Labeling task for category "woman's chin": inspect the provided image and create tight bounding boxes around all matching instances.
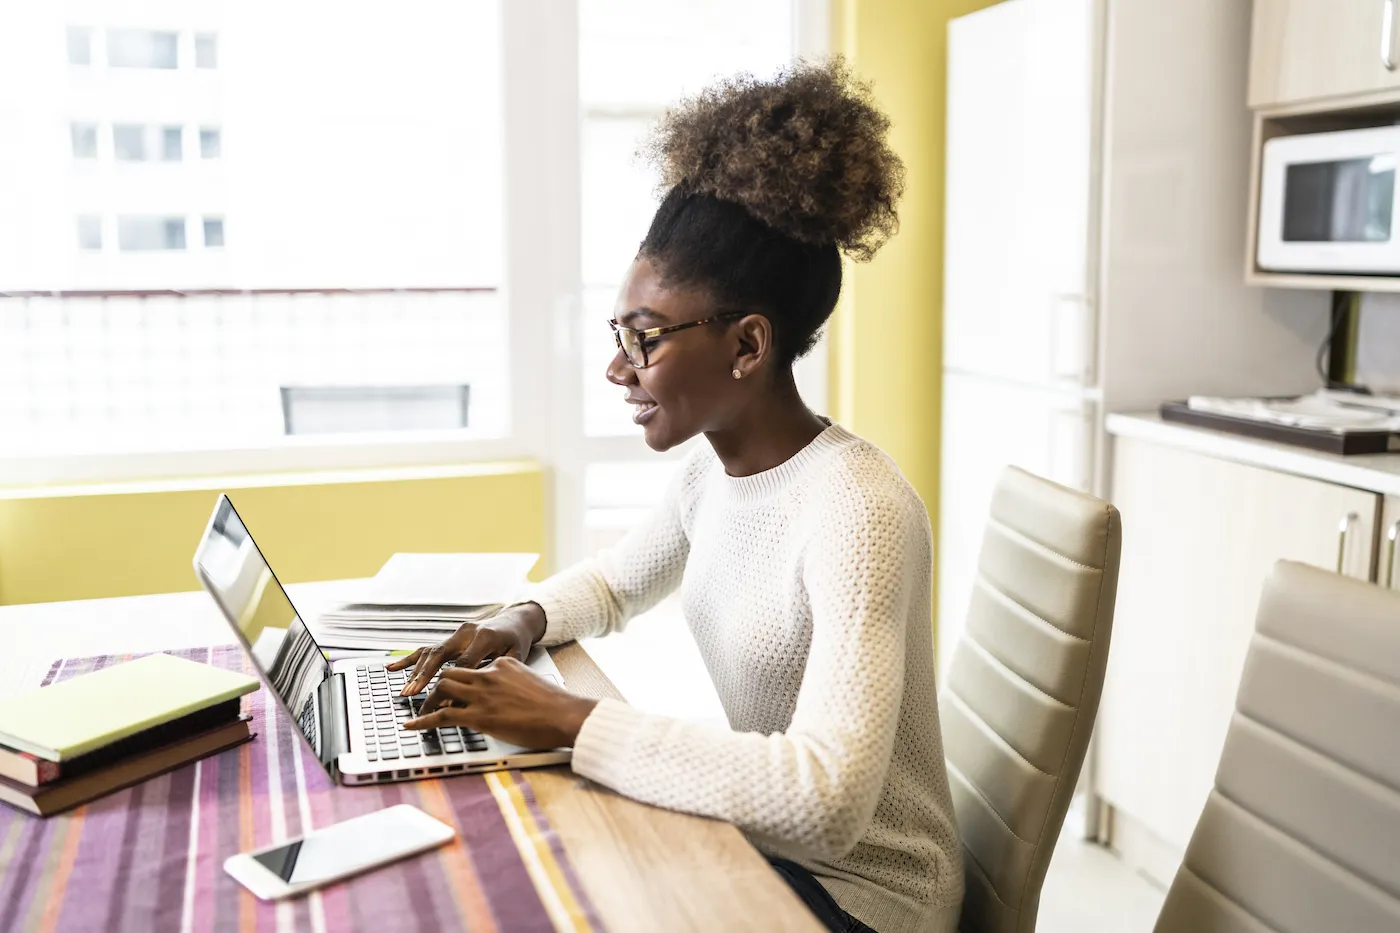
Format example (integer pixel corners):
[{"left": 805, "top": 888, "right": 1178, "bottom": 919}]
[{"left": 641, "top": 418, "right": 685, "bottom": 452}]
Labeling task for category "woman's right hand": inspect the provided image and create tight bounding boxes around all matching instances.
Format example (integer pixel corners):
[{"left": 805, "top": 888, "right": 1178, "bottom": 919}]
[{"left": 387, "top": 602, "right": 548, "bottom": 697}]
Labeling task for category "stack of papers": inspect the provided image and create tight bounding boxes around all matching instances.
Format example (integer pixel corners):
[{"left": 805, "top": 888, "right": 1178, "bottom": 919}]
[{"left": 312, "top": 553, "right": 539, "bottom": 651}]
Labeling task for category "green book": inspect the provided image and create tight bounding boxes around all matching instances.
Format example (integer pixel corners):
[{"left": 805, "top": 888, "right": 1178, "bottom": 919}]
[{"left": 0, "top": 653, "right": 259, "bottom": 761}]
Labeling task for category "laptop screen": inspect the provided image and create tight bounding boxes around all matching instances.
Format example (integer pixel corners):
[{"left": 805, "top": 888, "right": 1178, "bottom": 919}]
[{"left": 193, "top": 496, "right": 332, "bottom": 758}]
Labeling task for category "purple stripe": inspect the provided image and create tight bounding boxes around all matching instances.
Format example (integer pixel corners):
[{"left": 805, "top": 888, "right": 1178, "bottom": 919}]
[
  {"left": 64, "top": 780, "right": 145, "bottom": 930},
  {"left": 447, "top": 777, "right": 558, "bottom": 933},
  {"left": 38, "top": 658, "right": 64, "bottom": 688},
  {"left": 245, "top": 683, "right": 280, "bottom": 933},
  {"left": 264, "top": 689, "right": 314, "bottom": 933},
  {"left": 150, "top": 761, "right": 198, "bottom": 932},
  {"left": 102, "top": 776, "right": 147, "bottom": 931},
  {"left": 0, "top": 803, "right": 62, "bottom": 929},
  {"left": 209, "top": 725, "right": 243, "bottom": 931},
  {"left": 118, "top": 771, "right": 177, "bottom": 933}
]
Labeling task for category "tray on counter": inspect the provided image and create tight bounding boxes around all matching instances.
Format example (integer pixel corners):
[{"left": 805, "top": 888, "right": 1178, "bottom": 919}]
[{"left": 1159, "top": 400, "right": 1400, "bottom": 456}]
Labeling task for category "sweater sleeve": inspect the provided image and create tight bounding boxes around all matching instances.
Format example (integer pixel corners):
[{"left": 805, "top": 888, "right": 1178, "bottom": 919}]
[
  {"left": 526, "top": 449, "right": 705, "bottom": 646},
  {"left": 567, "top": 475, "right": 923, "bottom": 862}
]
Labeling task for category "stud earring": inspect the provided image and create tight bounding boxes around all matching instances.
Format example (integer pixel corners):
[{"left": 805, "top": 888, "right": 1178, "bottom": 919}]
[{"left": 732, "top": 368, "right": 742, "bottom": 380}]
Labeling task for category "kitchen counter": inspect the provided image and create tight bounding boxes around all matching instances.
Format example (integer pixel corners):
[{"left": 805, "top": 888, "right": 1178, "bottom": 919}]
[{"left": 1106, "top": 412, "right": 1400, "bottom": 497}]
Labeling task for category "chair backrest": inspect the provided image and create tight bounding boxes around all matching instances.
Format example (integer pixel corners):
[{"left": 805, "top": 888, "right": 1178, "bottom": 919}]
[
  {"left": 1153, "top": 561, "right": 1400, "bottom": 933},
  {"left": 939, "top": 466, "right": 1122, "bottom": 933}
]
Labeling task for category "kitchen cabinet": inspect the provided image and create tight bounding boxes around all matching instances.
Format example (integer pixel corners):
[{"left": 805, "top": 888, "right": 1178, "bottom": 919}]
[
  {"left": 1096, "top": 434, "right": 1382, "bottom": 879},
  {"left": 1385, "top": 496, "right": 1400, "bottom": 590},
  {"left": 1249, "top": 0, "right": 1400, "bottom": 109}
]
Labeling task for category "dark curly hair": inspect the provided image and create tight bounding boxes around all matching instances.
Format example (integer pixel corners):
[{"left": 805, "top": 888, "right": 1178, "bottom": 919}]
[{"left": 638, "top": 58, "right": 904, "bottom": 366}]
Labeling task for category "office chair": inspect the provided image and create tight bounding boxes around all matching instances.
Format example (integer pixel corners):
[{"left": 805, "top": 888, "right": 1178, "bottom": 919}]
[
  {"left": 1153, "top": 560, "right": 1400, "bottom": 933},
  {"left": 938, "top": 466, "right": 1122, "bottom": 933}
]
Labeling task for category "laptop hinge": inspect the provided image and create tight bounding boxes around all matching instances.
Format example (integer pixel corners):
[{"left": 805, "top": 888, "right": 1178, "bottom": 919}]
[{"left": 319, "top": 673, "right": 351, "bottom": 769}]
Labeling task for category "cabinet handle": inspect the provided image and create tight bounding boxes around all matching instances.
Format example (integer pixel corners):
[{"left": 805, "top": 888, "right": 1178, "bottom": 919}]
[
  {"left": 1387, "top": 519, "right": 1400, "bottom": 589},
  {"left": 1385, "top": 0, "right": 1398, "bottom": 71},
  {"left": 1336, "top": 512, "right": 1359, "bottom": 574}
]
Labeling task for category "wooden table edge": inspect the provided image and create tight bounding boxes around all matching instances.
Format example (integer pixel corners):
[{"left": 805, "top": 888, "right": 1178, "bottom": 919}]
[{"left": 537, "top": 642, "right": 825, "bottom": 933}]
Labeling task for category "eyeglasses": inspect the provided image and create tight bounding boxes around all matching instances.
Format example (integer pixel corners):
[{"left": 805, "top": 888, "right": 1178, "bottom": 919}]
[{"left": 608, "top": 312, "right": 744, "bottom": 369}]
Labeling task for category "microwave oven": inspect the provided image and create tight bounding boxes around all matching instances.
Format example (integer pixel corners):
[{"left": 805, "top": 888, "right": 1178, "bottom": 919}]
[{"left": 1257, "top": 125, "right": 1400, "bottom": 275}]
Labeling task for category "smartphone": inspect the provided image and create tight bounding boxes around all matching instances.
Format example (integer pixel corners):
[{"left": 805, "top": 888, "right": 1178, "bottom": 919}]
[{"left": 223, "top": 805, "right": 455, "bottom": 900}]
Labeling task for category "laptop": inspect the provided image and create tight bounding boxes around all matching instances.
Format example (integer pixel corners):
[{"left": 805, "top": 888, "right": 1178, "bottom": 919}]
[{"left": 192, "top": 494, "right": 572, "bottom": 785}]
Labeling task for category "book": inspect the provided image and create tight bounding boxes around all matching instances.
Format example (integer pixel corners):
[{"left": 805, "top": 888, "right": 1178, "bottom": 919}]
[
  {"left": 0, "top": 653, "right": 259, "bottom": 761},
  {"left": 0, "top": 697, "right": 242, "bottom": 787},
  {"left": 0, "top": 717, "right": 253, "bottom": 817}
]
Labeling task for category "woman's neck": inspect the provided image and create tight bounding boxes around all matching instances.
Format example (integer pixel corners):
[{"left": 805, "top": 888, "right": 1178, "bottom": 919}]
[{"left": 705, "top": 371, "right": 829, "bottom": 478}]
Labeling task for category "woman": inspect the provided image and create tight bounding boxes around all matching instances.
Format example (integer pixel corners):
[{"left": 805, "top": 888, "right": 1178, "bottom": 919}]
[{"left": 390, "top": 59, "right": 964, "bottom": 933}]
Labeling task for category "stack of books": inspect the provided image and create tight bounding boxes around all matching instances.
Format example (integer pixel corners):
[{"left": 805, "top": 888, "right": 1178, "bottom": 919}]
[
  {"left": 313, "top": 552, "right": 538, "bottom": 651},
  {"left": 0, "top": 653, "right": 259, "bottom": 817}
]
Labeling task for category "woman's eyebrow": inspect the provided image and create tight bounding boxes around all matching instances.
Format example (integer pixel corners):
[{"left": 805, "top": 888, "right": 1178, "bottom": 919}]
[{"left": 619, "top": 307, "right": 663, "bottom": 326}]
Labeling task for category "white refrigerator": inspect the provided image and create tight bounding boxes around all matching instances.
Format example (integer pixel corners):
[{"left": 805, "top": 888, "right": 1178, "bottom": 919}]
[{"left": 938, "top": 0, "right": 1099, "bottom": 673}]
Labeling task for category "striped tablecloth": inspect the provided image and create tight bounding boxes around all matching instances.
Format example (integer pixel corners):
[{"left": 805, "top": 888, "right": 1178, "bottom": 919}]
[{"left": 0, "top": 646, "right": 606, "bottom": 933}]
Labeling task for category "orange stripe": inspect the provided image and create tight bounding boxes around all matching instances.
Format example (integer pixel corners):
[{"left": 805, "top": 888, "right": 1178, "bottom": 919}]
[
  {"left": 238, "top": 745, "right": 257, "bottom": 933},
  {"left": 36, "top": 805, "right": 87, "bottom": 933},
  {"left": 412, "top": 780, "right": 499, "bottom": 933},
  {"left": 491, "top": 772, "right": 594, "bottom": 933}
]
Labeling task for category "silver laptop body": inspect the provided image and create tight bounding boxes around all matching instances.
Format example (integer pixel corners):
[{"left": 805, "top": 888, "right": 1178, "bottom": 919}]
[{"left": 192, "top": 494, "right": 571, "bottom": 785}]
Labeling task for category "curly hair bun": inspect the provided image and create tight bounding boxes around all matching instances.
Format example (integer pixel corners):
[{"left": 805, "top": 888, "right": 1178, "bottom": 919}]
[{"left": 644, "top": 57, "right": 904, "bottom": 262}]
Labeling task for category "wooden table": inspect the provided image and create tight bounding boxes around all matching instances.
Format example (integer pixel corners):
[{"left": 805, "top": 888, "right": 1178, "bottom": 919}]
[{"left": 0, "top": 585, "right": 823, "bottom": 933}]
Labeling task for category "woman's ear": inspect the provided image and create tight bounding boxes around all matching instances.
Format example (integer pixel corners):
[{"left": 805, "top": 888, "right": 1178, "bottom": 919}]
[{"left": 730, "top": 313, "right": 773, "bottom": 378}]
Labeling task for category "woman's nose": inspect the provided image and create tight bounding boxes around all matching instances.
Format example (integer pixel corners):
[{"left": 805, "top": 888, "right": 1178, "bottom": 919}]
[{"left": 605, "top": 349, "right": 636, "bottom": 386}]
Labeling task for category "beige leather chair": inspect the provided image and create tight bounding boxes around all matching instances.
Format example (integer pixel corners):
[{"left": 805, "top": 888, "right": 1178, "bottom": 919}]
[
  {"left": 1153, "top": 561, "right": 1400, "bottom": 933},
  {"left": 939, "top": 466, "right": 1122, "bottom": 933}
]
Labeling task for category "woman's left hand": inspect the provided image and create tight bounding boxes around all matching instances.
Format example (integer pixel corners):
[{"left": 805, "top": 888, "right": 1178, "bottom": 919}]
[{"left": 403, "top": 656, "right": 599, "bottom": 750}]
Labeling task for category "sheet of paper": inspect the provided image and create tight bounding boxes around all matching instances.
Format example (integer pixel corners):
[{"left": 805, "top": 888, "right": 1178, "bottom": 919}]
[{"left": 362, "top": 552, "right": 539, "bottom": 607}]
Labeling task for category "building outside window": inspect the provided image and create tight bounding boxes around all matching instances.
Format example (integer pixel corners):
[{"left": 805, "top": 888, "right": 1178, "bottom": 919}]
[
  {"left": 202, "top": 217, "right": 225, "bottom": 248},
  {"left": 199, "top": 127, "right": 221, "bottom": 159},
  {"left": 71, "top": 123, "right": 98, "bottom": 159},
  {"left": 112, "top": 124, "right": 147, "bottom": 161},
  {"left": 75, "top": 216, "right": 103, "bottom": 250},
  {"left": 117, "top": 216, "right": 187, "bottom": 251},
  {"left": 106, "top": 29, "right": 178, "bottom": 69},
  {"left": 162, "top": 126, "right": 183, "bottom": 161},
  {"left": 195, "top": 33, "right": 218, "bottom": 69},
  {"left": 66, "top": 27, "right": 93, "bottom": 66}
]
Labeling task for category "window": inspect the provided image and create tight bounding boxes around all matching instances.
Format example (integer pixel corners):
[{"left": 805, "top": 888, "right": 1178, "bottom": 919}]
[
  {"left": 163, "top": 126, "right": 183, "bottom": 161},
  {"left": 76, "top": 216, "right": 103, "bottom": 250},
  {"left": 0, "top": 0, "right": 813, "bottom": 572},
  {"left": 71, "top": 123, "right": 98, "bottom": 159},
  {"left": 195, "top": 33, "right": 218, "bottom": 69},
  {"left": 112, "top": 124, "right": 147, "bottom": 161},
  {"left": 117, "top": 216, "right": 187, "bottom": 251},
  {"left": 578, "top": 0, "right": 796, "bottom": 438},
  {"left": 66, "top": 27, "right": 92, "bottom": 66},
  {"left": 106, "top": 29, "right": 178, "bottom": 69},
  {"left": 1, "top": 1, "right": 509, "bottom": 460}
]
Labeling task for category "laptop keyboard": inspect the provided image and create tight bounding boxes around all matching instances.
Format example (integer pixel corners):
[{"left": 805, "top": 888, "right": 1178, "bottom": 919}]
[{"left": 355, "top": 663, "right": 490, "bottom": 763}]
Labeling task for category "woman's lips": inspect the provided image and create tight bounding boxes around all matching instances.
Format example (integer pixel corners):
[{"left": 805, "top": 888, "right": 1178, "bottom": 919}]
[{"left": 631, "top": 401, "right": 658, "bottom": 424}]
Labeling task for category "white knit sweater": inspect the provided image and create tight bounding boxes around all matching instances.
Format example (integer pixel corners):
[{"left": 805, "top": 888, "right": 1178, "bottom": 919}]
[{"left": 529, "top": 424, "right": 964, "bottom": 933}]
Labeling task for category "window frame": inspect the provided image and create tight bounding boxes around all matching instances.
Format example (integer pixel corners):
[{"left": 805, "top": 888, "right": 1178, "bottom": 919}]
[{"left": 1, "top": 0, "right": 830, "bottom": 571}]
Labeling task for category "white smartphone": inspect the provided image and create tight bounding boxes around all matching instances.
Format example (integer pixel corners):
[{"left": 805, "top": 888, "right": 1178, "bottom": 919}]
[{"left": 223, "top": 804, "right": 455, "bottom": 900}]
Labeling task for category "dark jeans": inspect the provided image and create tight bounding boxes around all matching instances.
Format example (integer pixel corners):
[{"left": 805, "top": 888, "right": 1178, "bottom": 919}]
[{"left": 769, "top": 858, "right": 879, "bottom": 933}]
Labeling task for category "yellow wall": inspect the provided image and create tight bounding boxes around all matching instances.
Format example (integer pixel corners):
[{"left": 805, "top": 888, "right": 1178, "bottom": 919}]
[
  {"left": 829, "top": 0, "right": 1003, "bottom": 632},
  {"left": 0, "top": 462, "right": 547, "bottom": 606}
]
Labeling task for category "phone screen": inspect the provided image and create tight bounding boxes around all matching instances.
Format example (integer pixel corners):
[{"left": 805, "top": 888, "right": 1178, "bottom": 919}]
[{"left": 252, "top": 806, "right": 447, "bottom": 886}]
